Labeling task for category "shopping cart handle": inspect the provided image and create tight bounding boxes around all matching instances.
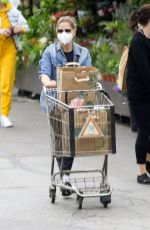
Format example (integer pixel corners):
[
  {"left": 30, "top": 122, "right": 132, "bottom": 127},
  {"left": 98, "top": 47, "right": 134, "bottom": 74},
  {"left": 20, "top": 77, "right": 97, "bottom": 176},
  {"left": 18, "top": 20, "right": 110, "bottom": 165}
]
[
  {"left": 97, "top": 82, "right": 103, "bottom": 90},
  {"left": 65, "top": 62, "right": 80, "bottom": 67},
  {"left": 43, "top": 86, "right": 57, "bottom": 93},
  {"left": 97, "top": 82, "right": 110, "bottom": 98},
  {"left": 74, "top": 76, "right": 90, "bottom": 82}
]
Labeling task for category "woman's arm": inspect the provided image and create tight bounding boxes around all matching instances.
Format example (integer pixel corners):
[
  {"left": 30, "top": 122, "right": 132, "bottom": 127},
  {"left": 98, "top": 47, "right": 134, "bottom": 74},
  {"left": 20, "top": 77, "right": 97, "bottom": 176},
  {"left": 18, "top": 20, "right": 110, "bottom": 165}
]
[
  {"left": 16, "top": 9, "right": 29, "bottom": 33},
  {"left": 39, "top": 47, "right": 56, "bottom": 88},
  {"left": 8, "top": 8, "right": 29, "bottom": 34},
  {"left": 131, "top": 37, "right": 150, "bottom": 92}
]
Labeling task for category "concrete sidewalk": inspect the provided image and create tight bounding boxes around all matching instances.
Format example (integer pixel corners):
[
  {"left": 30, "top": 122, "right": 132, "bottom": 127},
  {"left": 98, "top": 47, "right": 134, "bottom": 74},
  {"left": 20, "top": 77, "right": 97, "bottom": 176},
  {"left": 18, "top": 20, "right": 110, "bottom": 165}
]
[{"left": 0, "top": 95, "right": 150, "bottom": 230}]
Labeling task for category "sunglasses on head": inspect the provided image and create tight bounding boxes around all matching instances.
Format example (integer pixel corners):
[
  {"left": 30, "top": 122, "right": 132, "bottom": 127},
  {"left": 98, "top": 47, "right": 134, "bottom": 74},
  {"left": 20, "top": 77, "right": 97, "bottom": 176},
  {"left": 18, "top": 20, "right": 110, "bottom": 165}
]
[{"left": 57, "top": 29, "right": 72, "bottom": 33}]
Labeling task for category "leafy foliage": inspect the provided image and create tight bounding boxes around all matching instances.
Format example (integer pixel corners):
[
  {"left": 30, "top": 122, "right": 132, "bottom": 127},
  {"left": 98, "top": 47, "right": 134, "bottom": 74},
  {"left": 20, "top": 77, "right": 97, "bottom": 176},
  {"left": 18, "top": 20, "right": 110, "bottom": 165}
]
[
  {"left": 128, "top": 0, "right": 150, "bottom": 7},
  {"left": 17, "top": 0, "right": 75, "bottom": 67},
  {"left": 17, "top": 0, "right": 145, "bottom": 76}
]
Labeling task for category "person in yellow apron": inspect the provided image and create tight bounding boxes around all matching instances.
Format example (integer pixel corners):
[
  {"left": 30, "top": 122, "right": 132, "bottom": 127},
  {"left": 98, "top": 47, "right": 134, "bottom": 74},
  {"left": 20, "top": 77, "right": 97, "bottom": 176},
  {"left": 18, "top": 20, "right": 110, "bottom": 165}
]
[{"left": 0, "top": 0, "right": 29, "bottom": 127}]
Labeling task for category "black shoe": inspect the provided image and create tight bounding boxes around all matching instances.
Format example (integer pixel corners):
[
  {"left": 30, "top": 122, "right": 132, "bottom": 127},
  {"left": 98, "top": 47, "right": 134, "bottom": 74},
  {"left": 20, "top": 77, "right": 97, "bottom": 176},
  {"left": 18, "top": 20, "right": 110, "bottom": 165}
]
[
  {"left": 61, "top": 182, "right": 72, "bottom": 196},
  {"left": 137, "top": 173, "right": 150, "bottom": 184},
  {"left": 146, "top": 161, "right": 150, "bottom": 174}
]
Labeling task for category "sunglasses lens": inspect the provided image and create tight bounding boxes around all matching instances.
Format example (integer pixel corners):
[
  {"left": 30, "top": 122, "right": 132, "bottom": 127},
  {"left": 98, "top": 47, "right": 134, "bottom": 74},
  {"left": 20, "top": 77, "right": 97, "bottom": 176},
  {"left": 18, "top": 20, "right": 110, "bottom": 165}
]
[
  {"left": 57, "top": 29, "right": 63, "bottom": 33},
  {"left": 57, "top": 29, "right": 71, "bottom": 33},
  {"left": 65, "top": 29, "right": 71, "bottom": 33}
]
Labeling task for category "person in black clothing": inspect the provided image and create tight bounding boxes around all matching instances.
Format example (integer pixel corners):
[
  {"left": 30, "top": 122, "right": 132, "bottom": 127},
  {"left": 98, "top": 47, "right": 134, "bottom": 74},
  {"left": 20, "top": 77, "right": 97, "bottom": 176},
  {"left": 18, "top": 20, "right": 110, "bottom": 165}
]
[{"left": 127, "top": 4, "right": 150, "bottom": 184}]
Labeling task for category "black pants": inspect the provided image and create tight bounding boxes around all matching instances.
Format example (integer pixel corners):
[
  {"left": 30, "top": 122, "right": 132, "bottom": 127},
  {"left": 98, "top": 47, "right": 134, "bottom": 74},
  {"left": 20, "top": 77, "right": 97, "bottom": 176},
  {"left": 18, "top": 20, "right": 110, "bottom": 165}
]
[
  {"left": 56, "top": 157, "right": 74, "bottom": 173},
  {"left": 130, "top": 102, "right": 150, "bottom": 164}
]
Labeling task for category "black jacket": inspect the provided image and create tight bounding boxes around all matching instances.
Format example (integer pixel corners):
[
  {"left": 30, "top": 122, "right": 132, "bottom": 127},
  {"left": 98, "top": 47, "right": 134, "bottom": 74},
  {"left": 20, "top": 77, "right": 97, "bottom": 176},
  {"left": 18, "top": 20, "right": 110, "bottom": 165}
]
[{"left": 127, "top": 31, "right": 150, "bottom": 103}]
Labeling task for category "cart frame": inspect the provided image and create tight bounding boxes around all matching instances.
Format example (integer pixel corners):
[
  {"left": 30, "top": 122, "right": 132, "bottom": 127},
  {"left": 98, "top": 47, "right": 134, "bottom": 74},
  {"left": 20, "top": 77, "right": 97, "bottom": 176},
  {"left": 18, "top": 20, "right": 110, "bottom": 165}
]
[{"left": 45, "top": 84, "right": 116, "bottom": 209}]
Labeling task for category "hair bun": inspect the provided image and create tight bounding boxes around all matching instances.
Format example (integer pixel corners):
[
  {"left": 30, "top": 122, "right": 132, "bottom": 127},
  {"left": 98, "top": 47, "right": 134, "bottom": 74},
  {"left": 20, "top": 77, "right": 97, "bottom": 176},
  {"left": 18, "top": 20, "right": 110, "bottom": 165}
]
[{"left": 129, "top": 11, "right": 139, "bottom": 31}]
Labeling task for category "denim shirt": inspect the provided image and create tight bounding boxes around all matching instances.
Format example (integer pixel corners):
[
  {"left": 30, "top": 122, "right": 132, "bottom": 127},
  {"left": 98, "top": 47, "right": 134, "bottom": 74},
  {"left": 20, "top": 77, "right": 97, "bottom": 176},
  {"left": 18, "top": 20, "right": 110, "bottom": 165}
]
[
  {"left": 39, "top": 42, "right": 91, "bottom": 80},
  {"left": 39, "top": 42, "right": 92, "bottom": 112}
]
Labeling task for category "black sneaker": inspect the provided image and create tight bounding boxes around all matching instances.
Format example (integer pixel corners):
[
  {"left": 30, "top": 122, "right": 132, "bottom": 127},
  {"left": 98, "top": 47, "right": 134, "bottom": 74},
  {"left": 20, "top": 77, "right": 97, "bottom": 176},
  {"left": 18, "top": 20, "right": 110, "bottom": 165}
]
[
  {"left": 61, "top": 182, "right": 72, "bottom": 196},
  {"left": 137, "top": 173, "right": 150, "bottom": 184},
  {"left": 146, "top": 161, "right": 150, "bottom": 174}
]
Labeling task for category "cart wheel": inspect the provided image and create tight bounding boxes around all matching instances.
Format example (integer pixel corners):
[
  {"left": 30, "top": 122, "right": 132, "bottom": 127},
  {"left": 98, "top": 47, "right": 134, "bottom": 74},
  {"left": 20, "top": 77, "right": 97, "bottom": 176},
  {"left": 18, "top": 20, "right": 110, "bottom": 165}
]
[
  {"left": 77, "top": 196, "right": 83, "bottom": 209},
  {"left": 77, "top": 191, "right": 83, "bottom": 210},
  {"left": 49, "top": 186, "right": 56, "bottom": 197},
  {"left": 49, "top": 186, "right": 56, "bottom": 203},
  {"left": 100, "top": 194, "right": 111, "bottom": 208},
  {"left": 50, "top": 189, "right": 56, "bottom": 203}
]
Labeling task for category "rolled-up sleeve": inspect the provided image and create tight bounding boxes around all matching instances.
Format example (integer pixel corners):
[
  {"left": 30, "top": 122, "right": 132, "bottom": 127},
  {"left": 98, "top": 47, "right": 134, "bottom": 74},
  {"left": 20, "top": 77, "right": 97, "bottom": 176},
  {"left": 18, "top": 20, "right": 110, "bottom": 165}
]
[{"left": 38, "top": 48, "right": 52, "bottom": 78}]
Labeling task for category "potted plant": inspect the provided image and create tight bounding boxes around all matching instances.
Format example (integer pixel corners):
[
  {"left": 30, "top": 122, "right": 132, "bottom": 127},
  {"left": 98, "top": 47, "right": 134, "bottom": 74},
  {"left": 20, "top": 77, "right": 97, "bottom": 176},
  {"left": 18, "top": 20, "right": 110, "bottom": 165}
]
[{"left": 90, "top": 37, "right": 120, "bottom": 83}]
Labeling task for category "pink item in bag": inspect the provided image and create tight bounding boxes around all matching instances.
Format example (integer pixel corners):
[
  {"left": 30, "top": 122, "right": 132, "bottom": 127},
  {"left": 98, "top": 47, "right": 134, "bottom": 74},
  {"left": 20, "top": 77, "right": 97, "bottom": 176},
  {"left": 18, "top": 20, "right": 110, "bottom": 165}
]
[{"left": 70, "top": 97, "right": 84, "bottom": 108}]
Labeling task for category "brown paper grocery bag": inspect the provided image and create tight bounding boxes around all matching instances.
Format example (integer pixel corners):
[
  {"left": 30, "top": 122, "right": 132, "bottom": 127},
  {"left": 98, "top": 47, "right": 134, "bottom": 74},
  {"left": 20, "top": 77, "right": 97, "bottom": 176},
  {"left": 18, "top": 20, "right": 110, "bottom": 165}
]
[
  {"left": 74, "top": 110, "right": 112, "bottom": 155},
  {"left": 116, "top": 46, "right": 129, "bottom": 91},
  {"left": 57, "top": 66, "right": 98, "bottom": 91},
  {"left": 61, "top": 109, "right": 112, "bottom": 156},
  {"left": 57, "top": 66, "right": 98, "bottom": 103}
]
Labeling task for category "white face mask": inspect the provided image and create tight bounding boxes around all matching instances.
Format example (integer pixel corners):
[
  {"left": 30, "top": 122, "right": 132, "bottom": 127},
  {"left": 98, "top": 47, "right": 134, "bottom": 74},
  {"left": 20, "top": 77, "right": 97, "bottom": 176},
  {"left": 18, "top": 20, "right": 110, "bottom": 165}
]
[{"left": 57, "top": 31, "right": 73, "bottom": 45}]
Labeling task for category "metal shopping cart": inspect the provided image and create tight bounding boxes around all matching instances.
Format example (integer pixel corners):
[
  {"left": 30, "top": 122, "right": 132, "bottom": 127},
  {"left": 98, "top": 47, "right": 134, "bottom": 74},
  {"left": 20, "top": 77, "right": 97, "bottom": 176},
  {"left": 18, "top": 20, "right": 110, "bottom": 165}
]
[{"left": 44, "top": 83, "right": 116, "bottom": 209}]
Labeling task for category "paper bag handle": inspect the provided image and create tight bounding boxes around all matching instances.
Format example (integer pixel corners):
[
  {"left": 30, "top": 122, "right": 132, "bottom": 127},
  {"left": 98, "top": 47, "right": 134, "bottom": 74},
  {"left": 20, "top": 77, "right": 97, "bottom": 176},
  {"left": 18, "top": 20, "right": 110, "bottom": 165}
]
[
  {"left": 74, "top": 76, "right": 90, "bottom": 82},
  {"left": 65, "top": 62, "right": 80, "bottom": 67}
]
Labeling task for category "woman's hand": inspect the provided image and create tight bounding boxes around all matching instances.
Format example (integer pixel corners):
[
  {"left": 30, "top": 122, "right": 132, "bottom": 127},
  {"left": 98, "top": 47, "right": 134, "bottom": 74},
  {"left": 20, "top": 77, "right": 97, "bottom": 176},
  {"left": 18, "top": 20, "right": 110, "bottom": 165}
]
[
  {"left": 46, "top": 80, "right": 57, "bottom": 88},
  {"left": 12, "top": 25, "right": 23, "bottom": 34},
  {"left": 41, "top": 75, "right": 57, "bottom": 88},
  {"left": 0, "top": 28, "right": 12, "bottom": 37}
]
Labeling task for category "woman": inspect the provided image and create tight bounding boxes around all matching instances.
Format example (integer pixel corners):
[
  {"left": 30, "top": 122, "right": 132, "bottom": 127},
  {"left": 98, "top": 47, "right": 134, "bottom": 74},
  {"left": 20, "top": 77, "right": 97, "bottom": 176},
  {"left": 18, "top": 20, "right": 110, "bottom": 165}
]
[
  {"left": 39, "top": 16, "right": 91, "bottom": 195},
  {"left": 0, "top": 0, "right": 29, "bottom": 127},
  {"left": 127, "top": 4, "right": 150, "bottom": 184}
]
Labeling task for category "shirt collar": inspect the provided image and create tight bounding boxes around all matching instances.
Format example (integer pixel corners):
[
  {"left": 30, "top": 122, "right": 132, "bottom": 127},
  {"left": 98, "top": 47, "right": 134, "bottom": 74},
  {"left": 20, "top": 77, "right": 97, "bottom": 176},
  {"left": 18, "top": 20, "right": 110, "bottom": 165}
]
[{"left": 56, "top": 41, "right": 62, "bottom": 51}]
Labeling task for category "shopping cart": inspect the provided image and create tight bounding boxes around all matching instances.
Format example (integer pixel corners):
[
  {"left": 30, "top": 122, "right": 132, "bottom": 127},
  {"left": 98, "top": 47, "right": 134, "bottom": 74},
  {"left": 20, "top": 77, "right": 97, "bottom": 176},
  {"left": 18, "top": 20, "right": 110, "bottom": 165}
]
[{"left": 44, "top": 83, "right": 116, "bottom": 209}]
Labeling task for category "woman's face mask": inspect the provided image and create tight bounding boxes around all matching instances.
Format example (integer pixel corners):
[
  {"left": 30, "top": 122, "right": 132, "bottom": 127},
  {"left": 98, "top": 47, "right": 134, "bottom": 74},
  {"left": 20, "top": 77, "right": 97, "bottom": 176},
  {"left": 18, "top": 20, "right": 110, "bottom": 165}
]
[{"left": 57, "top": 29, "right": 74, "bottom": 45}]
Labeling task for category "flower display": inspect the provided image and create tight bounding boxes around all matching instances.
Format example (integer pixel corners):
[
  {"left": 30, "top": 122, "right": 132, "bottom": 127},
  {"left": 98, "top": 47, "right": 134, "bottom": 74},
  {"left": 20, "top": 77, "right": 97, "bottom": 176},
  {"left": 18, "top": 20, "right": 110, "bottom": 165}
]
[{"left": 52, "top": 10, "right": 75, "bottom": 21}]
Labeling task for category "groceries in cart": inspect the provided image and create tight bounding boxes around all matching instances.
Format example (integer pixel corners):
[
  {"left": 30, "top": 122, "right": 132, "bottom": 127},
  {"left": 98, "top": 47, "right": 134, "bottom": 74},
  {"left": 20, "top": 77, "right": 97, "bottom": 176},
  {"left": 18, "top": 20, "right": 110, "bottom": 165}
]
[{"left": 70, "top": 97, "right": 84, "bottom": 108}]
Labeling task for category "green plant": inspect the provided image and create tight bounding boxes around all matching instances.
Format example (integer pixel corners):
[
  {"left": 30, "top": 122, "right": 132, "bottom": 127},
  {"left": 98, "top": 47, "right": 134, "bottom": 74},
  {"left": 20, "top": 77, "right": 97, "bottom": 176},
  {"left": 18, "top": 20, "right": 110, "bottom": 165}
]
[
  {"left": 113, "top": 3, "right": 133, "bottom": 21},
  {"left": 128, "top": 0, "right": 150, "bottom": 7},
  {"left": 78, "top": 14, "right": 94, "bottom": 28},
  {"left": 17, "top": 0, "right": 76, "bottom": 67},
  {"left": 90, "top": 3, "right": 133, "bottom": 76},
  {"left": 90, "top": 37, "right": 120, "bottom": 75},
  {"left": 17, "top": 0, "right": 143, "bottom": 71}
]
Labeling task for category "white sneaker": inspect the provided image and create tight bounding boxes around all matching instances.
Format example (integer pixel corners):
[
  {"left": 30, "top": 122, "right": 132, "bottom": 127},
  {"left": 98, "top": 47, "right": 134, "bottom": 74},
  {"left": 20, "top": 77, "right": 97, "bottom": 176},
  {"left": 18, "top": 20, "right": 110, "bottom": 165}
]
[
  {"left": 62, "top": 174, "right": 72, "bottom": 196},
  {"left": 62, "top": 174, "right": 71, "bottom": 184},
  {"left": 0, "top": 115, "right": 13, "bottom": 128}
]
